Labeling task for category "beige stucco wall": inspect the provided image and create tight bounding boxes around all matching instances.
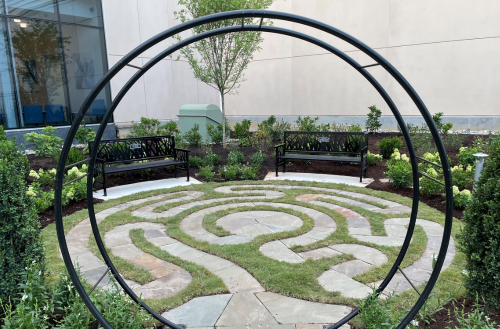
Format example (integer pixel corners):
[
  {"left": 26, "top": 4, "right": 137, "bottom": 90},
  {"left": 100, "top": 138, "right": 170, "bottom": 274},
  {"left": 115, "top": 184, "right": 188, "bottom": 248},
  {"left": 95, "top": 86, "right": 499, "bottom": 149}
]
[{"left": 103, "top": 0, "right": 500, "bottom": 128}]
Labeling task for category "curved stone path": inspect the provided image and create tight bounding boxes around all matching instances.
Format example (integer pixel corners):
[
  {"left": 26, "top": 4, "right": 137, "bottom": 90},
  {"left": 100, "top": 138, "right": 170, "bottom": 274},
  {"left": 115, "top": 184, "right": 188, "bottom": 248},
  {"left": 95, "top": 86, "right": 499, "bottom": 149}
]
[{"left": 62, "top": 184, "right": 456, "bottom": 328}]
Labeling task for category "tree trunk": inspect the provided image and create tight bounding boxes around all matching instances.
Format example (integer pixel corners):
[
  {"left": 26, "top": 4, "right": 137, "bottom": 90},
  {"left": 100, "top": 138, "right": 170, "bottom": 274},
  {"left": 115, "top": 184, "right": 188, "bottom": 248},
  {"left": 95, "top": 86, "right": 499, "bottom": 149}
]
[{"left": 221, "top": 93, "right": 226, "bottom": 149}]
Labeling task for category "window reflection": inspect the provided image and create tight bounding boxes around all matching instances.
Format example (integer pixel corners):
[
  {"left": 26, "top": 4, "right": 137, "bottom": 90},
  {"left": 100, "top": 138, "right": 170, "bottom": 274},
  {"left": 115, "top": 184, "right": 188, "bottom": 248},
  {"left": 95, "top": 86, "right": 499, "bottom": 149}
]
[
  {"left": 10, "top": 18, "right": 70, "bottom": 126},
  {"left": 6, "top": 0, "right": 58, "bottom": 21},
  {"left": 0, "top": 18, "right": 19, "bottom": 128},
  {"left": 59, "top": 0, "right": 103, "bottom": 27}
]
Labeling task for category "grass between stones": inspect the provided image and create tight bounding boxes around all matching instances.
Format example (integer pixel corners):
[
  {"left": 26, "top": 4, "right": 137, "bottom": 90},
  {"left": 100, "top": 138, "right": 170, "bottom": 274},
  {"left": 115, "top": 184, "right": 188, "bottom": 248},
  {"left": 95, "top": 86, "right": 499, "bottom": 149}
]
[
  {"left": 42, "top": 180, "right": 466, "bottom": 318},
  {"left": 129, "top": 229, "right": 228, "bottom": 312}
]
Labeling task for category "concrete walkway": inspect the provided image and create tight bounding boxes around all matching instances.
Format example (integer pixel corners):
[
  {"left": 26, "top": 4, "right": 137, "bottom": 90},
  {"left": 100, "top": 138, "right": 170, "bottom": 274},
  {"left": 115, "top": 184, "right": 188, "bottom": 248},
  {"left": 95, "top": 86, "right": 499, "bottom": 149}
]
[
  {"left": 93, "top": 177, "right": 202, "bottom": 200},
  {"left": 63, "top": 183, "right": 456, "bottom": 328},
  {"left": 264, "top": 172, "right": 374, "bottom": 187}
]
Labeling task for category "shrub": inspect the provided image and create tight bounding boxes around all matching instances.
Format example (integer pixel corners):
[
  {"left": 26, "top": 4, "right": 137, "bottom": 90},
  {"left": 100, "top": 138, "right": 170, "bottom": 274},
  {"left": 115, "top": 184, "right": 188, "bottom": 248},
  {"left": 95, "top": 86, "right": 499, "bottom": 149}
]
[
  {"left": 56, "top": 147, "right": 85, "bottom": 167},
  {"left": 0, "top": 125, "right": 7, "bottom": 141},
  {"left": 189, "top": 156, "right": 204, "bottom": 168},
  {"left": 359, "top": 289, "right": 402, "bottom": 329},
  {"left": 0, "top": 137, "right": 44, "bottom": 300},
  {"left": 366, "top": 151, "right": 383, "bottom": 166},
  {"left": 24, "top": 126, "right": 63, "bottom": 157},
  {"left": 203, "top": 153, "right": 220, "bottom": 167},
  {"left": 419, "top": 167, "right": 443, "bottom": 196},
  {"left": 451, "top": 164, "right": 474, "bottom": 190},
  {"left": 250, "top": 151, "right": 267, "bottom": 167},
  {"left": 74, "top": 120, "right": 96, "bottom": 154},
  {"left": 184, "top": 123, "right": 202, "bottom": 146},
  {"left": 128, "top": 117, "right": 179, "bottom": 137},
  {"left": 365, "top": 105, "right": 382, "bottom": 133},
  {"left": 227, "top": 151, "right": 245, "bottom": 166},
  {"left": 234, "top": 119, "right": 251, "bottom": 139},
  {"left": 458, "top": 136, "right": 500, "bottom": 311},
  {"left": 295, "top": 116, "right": 320, "bottom": 131},
  {"left": 207, "top": 118, "right": 230, "bottom": 145},
  {"left": 241, "top": 165, "right": 259, "bottom": 180},
  {"left": 384, "top": 149, "right": 412, "bottom": 188},
  {"left": 348, "top": 124, "right": 363, "bottom": 132},
  {"left": 258, "top": 115, "right": 291, "bottom": 142},
  {"left": 452, "top": 186, "right": 472, "bottom": 209},
  {"left": 378, "top": 136, "right": 403, "bottom": 159},
  {"left": 457, "top": 146, "right": 478, "bottom": 168},
  {"left": 30, "top": 168, "right": 56, "bottom": 186},
  {"left": 250, "top": 129, "right": 273, "bottom": 152},
  {"left": 218, "top": 164, "right": 241, "bottom": 180},
  {"left": 238, "top": 137, "right": 250, "bottom": 147},
  {"left": 198, "top": 165, "right": 215, "bottom": 181}
]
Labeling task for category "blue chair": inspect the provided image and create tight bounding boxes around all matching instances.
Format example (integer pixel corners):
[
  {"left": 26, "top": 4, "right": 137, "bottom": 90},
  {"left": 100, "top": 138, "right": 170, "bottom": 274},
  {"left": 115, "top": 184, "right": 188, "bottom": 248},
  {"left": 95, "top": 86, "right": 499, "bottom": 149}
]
[
  {"left": 45, "top": 104, "right": 65, "bottom": 123},
  {"left": 91, "top": 99, "right": 106, "bottom": 116},
  {"left": 23, "top": 105, "right": 44, "bottom": 125}
]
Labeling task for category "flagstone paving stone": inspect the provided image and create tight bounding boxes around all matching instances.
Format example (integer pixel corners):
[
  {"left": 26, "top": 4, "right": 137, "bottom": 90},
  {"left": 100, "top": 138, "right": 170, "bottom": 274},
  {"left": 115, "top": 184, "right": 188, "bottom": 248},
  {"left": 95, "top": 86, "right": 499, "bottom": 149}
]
[{"left": 216, "top": 292, "right": 277, "bottom": 326}]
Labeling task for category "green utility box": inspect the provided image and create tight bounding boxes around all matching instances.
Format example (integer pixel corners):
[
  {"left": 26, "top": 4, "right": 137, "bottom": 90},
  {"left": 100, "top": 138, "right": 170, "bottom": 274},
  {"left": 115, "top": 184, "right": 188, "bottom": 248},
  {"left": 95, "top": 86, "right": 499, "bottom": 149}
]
[{"left": 178, "top": 104, "right": 222, "bottom": 143}]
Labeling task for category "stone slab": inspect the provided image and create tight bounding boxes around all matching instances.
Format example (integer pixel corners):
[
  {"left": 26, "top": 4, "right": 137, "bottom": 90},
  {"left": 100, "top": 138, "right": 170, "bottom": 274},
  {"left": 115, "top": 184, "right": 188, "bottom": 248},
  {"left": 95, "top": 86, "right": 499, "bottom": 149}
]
[
  {"left": 216, "top": 292, "right": 278, "bottom": 326},
  {"left": 111, "top": 244, "right": 144, "bottom": 260},
  {"left": 214, "top": 266, "right": 265, "bottom": 293},
  {"left": 233, "top": 224, "right": 274, "bottom": 238},
  {"left": 298, "top": 247, "right": 342, "bottom": 260},
  {"left": 193, "top": 254, "right": 236, "bottom": 272},
  {"left": 331, "top": 260, "right": 374, "bottom": 278},
  {"left": 130, "top": 254, "right": 167, "bottom": 270},
  {"left": 148, "top": 236, "right": 178, "bottom": 247},
  {"left": 135, "top": 270, "right": 192, "bottom": 299},
  {"left": 257, "top": 213, "right": 303, "bottom": 228},
  {"left": 162, "top": 294, "right": 233, "bottom": 327},
  {"left": 281, "top": 236, "right": 317, "bottom": 248},
  {"left": 256, "top": 292, "right": 352, "bottom": 324},
  {"left": 329, "top": 244, "right": 388, "bottom": 266},
  {"left": 260, "top": 241, "right": 305, "bottom": 264},
  {"left": 318, "top": 270, "right": 373, "bottom": 299}
]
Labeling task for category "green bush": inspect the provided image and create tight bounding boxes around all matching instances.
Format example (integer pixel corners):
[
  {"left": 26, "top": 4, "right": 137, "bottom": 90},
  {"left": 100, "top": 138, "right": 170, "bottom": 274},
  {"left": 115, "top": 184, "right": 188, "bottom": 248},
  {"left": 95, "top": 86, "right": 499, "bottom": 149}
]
[
  {"left": 74, "top": 120, "right": 96, "bottom": 154},
  {"left": 128, "top": 117, "right": 179, "bottom": 137},
  {"left": 0, "top": 137, "right": 44, "bottom": 300},
  {"left": 207, "top": 118, "right": 230, "bottom": 144},
  {"left": 451, "top": 186, "right": 472, "bottom": 209},
  {"left": 365, "top": 105, "right": 382, "bottom": 133},
  {"left": 458, "top": 136, "right": 500, "bottom": 311},
  {"left": 227, "top": 151, "right": 245, "bottom": 166},
  {"left": 29, "top": 168, "right": 56, "bottom": 186},
  {"left": 0, "top": 126, "right": 7, "bottom": 141},
  {"left": 258, "top": 115, "right": 291, "bottom": 142},
  {"left": 218, "top": 164, "right": 241, "bottom": 180},
  {"left": 384, "top": 149, "right": 412, "bottom": 188},
  {"left": 250, "top": 151, "right": 267, "bottom": 167},
  {"left": 184, "top": 123, "right": 202, "bottom": 146},
  {"left": 451, "top": 164, "right": 474, "bottom": 190},
  {"left": 198, "top": 165, "right": 215, "bottom": 181},
  {"left": 241, "top": 165, "right": 260, "bottom": 180},
  {"left": 366, "top": 151, "right": 383, "bottom": 166},
  {"left": 234, "top": 119, "right": 251, "bottom": 139},
  {"left": 238, "top": 137, "right": 250, "bottom": 147},
  {"left": 348, "top": 124, "right": 363, "bottom": 132},
  {"left": 24, "top": 126, "right": 63, "bottom": 157},
  {"left": 203, "top": 153, "right": 220, "bottom": 167},
  {"left": 56, "top": 147, "right": 85, "bottom": 168},
  {"left": 189, "top": 156, "right": 204, "bottom": 168},
  {"left": 457, "top": 146, "right": 478, "bottom": 168},
  {"left": 419, "top": 167, "right": 443, "bottom": 196},
  {"left": 378, "top": 136, "right": 403, "bottom": 159},
  {"left": 359, "top": 289, "right": 402, "bottom": 329}
]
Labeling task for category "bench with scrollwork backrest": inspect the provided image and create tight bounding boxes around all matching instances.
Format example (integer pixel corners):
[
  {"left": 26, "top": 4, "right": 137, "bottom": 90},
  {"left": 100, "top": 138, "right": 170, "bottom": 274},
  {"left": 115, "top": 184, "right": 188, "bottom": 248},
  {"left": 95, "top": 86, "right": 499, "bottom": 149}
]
[
  {"left": 274, "top": 131, "right": 369, "bottom": 182},
  {"left": 89, "top": 135, "right": 189, "bottom": 196}
]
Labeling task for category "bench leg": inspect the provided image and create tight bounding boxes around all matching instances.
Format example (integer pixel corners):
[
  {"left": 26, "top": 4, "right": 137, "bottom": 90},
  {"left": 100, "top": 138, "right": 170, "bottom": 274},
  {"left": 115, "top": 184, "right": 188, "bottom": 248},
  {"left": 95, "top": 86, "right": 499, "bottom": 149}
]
[
  {"left": 174, "top": 165, "right": 177, "bottom": 178},
  {"left": 102, "top": 173, "right": 107, "bottom": 197},
  {"left": 275, "top": 158, "right": 279, "bottom": 177},
  {"left": 283, "top": 161, "right": 286, "bottom": 174},
  {"left": 186, "top": 163, "right": 190, "bottom": 182}
]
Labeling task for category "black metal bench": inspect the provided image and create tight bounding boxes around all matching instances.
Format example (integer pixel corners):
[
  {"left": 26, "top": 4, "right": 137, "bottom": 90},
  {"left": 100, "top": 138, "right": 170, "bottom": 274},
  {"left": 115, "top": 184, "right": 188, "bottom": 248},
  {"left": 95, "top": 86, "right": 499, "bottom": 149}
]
[
  {"left": 89, "top": 135, "right": 189, "bottom": 196},
  {"left": 275, "top": 131, "right": 369, "bottom": 182}
]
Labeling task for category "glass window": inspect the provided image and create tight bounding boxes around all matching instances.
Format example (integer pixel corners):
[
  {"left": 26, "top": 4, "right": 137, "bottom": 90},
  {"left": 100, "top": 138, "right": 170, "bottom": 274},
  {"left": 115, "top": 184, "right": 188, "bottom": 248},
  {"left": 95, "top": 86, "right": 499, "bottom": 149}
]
[
  {"left": 9, "top": 18, "right": 70, "bottom": 126},
  {"left": 0, "top": 19, "right": 20, "bottom": 129},
  {"left": 6, "top": 0, "right": 58, "bottom": 21},
  {"left": 60, "top": 24, "right": 110, "bottom": 122},
  {"left": 59, "top": 0, "right": 103, "bottom": 27}
]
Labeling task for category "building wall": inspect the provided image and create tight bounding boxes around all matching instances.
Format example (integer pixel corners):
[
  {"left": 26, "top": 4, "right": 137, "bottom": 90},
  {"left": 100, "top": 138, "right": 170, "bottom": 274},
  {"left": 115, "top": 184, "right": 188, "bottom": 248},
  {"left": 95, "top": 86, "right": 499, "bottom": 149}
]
[{"left": 104, "top": 0, "right": 500, "bottom": 131}]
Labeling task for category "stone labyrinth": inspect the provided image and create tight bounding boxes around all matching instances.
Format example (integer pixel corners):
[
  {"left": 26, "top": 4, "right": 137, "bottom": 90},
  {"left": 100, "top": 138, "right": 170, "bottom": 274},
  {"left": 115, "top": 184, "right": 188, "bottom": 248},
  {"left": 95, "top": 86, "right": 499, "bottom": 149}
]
[{"left": 63, "top": 184, "right": 456, "bottom": 328}]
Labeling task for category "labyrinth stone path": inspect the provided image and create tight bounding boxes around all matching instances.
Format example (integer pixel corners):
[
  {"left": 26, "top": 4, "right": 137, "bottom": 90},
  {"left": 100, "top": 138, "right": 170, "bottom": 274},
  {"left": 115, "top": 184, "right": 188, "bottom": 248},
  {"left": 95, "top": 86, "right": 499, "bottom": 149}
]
[{"left": 62, "top": 184, "right": 455, "bottom": 328}]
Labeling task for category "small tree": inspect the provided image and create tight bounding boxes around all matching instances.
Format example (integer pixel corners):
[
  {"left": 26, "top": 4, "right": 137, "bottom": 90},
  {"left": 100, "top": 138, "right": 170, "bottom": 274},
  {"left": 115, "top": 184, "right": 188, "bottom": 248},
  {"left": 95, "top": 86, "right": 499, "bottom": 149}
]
[
  {"left": 366, "top": 105, "right": 382, "bottom": 133},
  {"left": 174, "top": 0, "right": 274, "bottom": 148}
]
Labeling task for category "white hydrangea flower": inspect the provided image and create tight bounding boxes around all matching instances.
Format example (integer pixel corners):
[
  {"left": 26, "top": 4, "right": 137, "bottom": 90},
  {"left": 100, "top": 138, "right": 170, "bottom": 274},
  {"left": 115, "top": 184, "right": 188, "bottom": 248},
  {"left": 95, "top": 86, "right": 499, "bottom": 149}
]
[
  {"left": 453, "top": 186, "right": 460, "bottom": 196},
  {"left": 50, "top": 168, "right": 57, "bottom": 175},
  {"left": 462, "top": 269, "right": 468, "bottom": 276},
  {"left": 401, "top": 154, "right": 409, "bottom": 162},
  {"left": 460, "top": 189, "right": 472, "bottom": 199},
  {"left": 466, "top": 165, "right": 473, "bottom": 172},
  {"left": 29, "top": 170, "right": 40, "bottom": 179}
]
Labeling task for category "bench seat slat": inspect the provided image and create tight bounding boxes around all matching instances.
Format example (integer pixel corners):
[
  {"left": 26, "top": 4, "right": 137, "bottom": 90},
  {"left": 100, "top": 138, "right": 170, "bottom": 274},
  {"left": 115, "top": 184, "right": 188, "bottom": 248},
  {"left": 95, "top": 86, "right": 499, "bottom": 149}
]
[
  {"left": 104, "top": 159, "right": 184, "bottom": 174},
  {"left": 279, "top": 154, "right": 361, "bottom": 163}
]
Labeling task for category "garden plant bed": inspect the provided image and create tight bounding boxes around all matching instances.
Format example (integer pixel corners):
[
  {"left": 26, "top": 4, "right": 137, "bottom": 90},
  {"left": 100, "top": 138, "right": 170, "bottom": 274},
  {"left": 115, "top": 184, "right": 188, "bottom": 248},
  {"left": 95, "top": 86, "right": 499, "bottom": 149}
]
[{"left": 26, "top": 133, "right": 482, "bottom": 224}]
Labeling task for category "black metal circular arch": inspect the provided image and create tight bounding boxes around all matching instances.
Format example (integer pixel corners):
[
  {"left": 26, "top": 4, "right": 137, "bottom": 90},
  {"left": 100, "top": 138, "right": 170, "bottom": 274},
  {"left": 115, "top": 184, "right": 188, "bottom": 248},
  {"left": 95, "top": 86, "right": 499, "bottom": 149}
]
[{"left": 55, "top": 10, "right": 453, "bottom": 329}]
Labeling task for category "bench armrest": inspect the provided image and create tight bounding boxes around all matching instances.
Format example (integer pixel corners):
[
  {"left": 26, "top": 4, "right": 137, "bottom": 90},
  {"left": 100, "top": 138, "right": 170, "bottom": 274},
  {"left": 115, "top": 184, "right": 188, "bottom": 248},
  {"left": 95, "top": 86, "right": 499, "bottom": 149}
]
[
  {"left": 275, "top": 143, "right": 285, "bottom": 157},
  {"left": 174, "top": 148, "right": 190, "bottom": 162}
]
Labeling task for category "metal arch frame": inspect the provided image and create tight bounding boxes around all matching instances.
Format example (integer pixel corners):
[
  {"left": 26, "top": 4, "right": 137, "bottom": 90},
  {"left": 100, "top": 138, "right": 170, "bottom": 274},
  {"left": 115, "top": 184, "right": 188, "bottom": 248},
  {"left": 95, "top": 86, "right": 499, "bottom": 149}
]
[{"left": 54, "top": 10, "right": 453, "bottom": 329}]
